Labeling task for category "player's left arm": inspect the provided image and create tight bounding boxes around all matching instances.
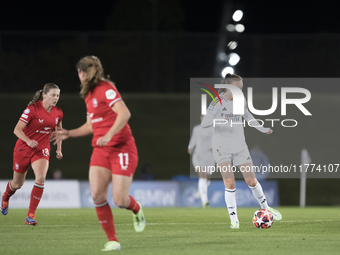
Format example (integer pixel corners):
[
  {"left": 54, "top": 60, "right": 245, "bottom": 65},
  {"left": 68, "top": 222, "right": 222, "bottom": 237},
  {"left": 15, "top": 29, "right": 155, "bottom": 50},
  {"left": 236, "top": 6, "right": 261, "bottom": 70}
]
[
  {"left": 55, "top": 121, "right": 63, "bottom": 159},
  {"left": 96, "top": 100, "right": 131, "bottom": 146},
  {"left": 243, "top": 101, "right": 272, "bottom": 134}
]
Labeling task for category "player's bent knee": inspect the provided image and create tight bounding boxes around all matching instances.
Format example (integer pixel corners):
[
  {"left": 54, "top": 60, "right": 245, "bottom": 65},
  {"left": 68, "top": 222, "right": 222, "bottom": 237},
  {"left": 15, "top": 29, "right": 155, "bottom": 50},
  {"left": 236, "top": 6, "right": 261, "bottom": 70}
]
[
  {"left": 35, "top": 176, "right": 46, "bottom": 184},
  {"left": 246, "top": 179, "right": 257, "bottom": 187},
  {"left": 91, "top": 193, "right": 107, "bottom": 204},
  {"left": 223, "top": 179, "right": 236, "bottom": 189},
  {"left": 113, "top": 197, "right": 129, "bottom": 208}
]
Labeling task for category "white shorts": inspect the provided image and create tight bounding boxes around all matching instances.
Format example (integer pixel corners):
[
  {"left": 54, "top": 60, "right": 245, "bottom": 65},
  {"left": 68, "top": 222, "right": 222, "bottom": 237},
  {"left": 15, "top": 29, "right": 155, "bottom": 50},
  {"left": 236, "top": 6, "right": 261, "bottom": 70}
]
[
  {"left": 213, "top": 146, "right": 252, "bottom": 166},
  {"left": 192, "top": 153, "right": 215, "bottom": 175}
]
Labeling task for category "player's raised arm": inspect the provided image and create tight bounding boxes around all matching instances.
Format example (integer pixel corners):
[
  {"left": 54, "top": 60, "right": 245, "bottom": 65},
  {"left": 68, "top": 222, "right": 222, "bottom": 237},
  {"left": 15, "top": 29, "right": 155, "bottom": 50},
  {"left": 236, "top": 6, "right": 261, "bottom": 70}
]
[
  {"left": 243, "top": 101, "right": 272, "bottom": 134},
  {"left": 14, "top": 120, "right": 38, "bottom": 148},
  {"left": 51, "top": 115, "right": 93, "bottom": 144}
]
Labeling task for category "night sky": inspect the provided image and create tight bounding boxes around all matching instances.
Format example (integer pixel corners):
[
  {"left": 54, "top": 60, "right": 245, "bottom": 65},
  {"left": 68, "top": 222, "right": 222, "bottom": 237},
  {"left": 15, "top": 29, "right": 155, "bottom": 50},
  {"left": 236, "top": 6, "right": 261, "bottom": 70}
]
[{"left": 1, "top": 0, "right": 339, "bottom": 34}]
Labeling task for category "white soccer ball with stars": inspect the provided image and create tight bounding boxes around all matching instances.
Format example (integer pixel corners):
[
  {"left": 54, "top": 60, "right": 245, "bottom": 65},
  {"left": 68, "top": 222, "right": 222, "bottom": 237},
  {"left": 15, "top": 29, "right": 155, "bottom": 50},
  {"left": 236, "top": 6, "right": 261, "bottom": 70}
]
[{"left": 252, "top": 209, "right": 274, "bottom": 229}]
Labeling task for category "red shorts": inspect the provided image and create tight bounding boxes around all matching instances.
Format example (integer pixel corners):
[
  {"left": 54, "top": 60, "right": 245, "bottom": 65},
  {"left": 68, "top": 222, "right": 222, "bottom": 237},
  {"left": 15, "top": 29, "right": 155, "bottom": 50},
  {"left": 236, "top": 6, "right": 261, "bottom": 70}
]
[
  {"left": 90, "top": 141, "right": 138, "bottom": 177},
  {"left": 13, "top": 147, "right": 50, "bottom": 173}
]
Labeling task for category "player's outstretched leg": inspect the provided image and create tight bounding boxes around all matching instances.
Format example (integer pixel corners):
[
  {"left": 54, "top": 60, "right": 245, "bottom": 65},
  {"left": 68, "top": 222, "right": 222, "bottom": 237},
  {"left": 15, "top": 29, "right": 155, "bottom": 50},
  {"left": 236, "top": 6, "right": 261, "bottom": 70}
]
[
  {"left": 124, "top": 195, "right": 145, "bottom": 232},
  {"left": 25, "top": 213, "right": 38, "bottom": 226},
  {"left": 1, "top": 181, "right": 17, "bottom": 215},
  {"left": 267, "top": 206, "right": 282, "bottom": 221},
  {"left": 101, "top": 241, "right": 121, "bottom": 251},
  {"left": 249, "top": 182, "right": 282, "bottom": 221},
  {"left": 132, "top": 201, "right": 146, "bottom": 232},
  {"left": 1, "top": 193, "right": 9, "bottom": 216}
]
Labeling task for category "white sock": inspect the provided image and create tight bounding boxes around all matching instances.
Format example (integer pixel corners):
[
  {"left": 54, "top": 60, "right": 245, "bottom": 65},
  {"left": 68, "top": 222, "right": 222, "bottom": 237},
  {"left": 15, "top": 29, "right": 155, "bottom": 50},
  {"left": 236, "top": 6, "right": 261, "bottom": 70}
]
[
  {"left": 225, "top": 188, "right": 238, "bottom": 222},
  {"left": 249, "top": 182, "right": 268, "bottom": 209},
  {"left": 198, "top": 178, "right": 208, "bottom": 205}
]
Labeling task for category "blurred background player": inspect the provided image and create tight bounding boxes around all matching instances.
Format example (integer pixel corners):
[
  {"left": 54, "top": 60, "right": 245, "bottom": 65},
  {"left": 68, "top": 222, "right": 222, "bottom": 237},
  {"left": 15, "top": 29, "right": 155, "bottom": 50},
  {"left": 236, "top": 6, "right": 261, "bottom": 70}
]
[
  {"left": 1, "top": 83, "right": 63, "bottom": 225},
  {"left": 188, "top": 115, "right": 214, "bottom": 208},
  {"left": 249, "top": 145, "right": 270, "bottom": 180},
  {"left": 201, "top": 73, "right": 282, "bottom": 229},
  {"left": 51, "top": 56, "right": 145, "bottom": 251},
  {"left": 52, "top": 169, "right": 63, "bottom": 180}
]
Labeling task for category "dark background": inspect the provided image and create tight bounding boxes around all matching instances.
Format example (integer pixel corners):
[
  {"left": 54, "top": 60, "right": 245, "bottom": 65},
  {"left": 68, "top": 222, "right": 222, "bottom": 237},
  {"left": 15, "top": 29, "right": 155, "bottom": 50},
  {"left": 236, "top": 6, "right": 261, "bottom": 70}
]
[{"left": 0, "top": 0, "right": 339, "bottom": 205}]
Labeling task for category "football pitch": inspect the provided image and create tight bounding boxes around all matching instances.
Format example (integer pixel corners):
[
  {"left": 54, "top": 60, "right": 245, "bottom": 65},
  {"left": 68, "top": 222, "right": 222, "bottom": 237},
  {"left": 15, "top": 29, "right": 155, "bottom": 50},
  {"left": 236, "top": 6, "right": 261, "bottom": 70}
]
[{"left": 0, "top": 207, "right": 339, "bottom": 255}]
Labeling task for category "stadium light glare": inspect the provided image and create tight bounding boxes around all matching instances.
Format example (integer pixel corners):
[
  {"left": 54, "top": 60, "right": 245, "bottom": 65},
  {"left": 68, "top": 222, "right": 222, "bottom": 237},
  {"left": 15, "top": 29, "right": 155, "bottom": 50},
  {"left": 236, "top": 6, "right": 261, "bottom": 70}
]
[
  {"left": 235, "top": 24, "right": 245, "bottom": 33},
  {"left": 226, "top": 24, "right": 235, "bottom": 32},
  {"left": 232, "top": 10, "right": 243, "bottom": 22},
  {"left": 228, "top": 41, "right": 238, "bottom": 50},
  {"left": 218, "top": 52, "right": 228, "bottom": 61},
  {"left": 222, "top": 67, "right": 234, "bottom": 77},
  {"left": 228, "top": 53, "right": 240, "bottom": 66}
]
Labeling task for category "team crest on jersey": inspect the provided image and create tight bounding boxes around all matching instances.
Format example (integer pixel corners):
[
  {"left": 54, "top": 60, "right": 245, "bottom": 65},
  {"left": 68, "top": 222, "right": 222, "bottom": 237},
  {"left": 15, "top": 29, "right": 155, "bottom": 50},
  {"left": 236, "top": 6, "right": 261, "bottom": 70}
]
[
  {"left": 92, "top": 98, "right": 98, "bottom": 108},
  {"left": 55, "top": 117, "right": 59, "bottom": 124},
  {"left": 24, "top": 108, "right": 30, "bottom": 114}
]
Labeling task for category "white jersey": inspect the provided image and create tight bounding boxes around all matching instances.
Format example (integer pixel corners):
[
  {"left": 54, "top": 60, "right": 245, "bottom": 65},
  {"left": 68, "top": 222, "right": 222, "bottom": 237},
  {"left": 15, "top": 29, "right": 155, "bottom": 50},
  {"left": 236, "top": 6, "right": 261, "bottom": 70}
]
[
  {"left": 188, "top": 124, "right": 214, "bottom": 164},
  {"left": 201, "top": 93, "right": 269, "bottom": 153}
]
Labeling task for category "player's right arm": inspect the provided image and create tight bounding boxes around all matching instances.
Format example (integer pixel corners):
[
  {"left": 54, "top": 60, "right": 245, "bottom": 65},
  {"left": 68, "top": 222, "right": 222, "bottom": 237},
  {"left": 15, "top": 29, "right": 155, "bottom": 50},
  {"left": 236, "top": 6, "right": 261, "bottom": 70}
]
[
  {"left": 51, "top": 116, "right": 93, "bottom": 143},
  {"left": 13, "top": 120, "right": 38, "bottom": 148}
]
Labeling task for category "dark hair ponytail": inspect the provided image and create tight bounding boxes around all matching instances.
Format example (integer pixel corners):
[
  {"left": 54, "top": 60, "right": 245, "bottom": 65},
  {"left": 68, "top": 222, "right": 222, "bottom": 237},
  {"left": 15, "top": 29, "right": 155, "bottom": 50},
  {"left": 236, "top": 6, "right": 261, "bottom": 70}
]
[
  {"left": 28, "top": 83, "right": 59, "bottom": 106},
  {"left": 217, "top": 73, "right": 243, "bottom": 94}
]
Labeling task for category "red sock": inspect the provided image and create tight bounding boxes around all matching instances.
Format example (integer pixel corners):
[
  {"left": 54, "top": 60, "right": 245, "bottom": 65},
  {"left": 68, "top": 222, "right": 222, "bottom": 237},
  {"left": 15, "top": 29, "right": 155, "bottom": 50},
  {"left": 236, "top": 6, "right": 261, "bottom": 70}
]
[
  {"left": 2, "top": 181, "right": 16, "bottom": 202},
  {"left": 95, "top": 201, "right": 118, "bottom": 242},
  {"left": 126, "top": 195, "right": 140, "bottom": 214},
  {"left": 27, "top": 183, "right": 44, "bottom": 216}
]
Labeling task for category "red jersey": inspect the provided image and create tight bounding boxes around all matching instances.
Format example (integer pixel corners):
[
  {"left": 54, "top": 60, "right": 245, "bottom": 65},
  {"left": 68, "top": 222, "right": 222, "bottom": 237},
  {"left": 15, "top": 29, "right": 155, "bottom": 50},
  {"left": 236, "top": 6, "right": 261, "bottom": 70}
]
[
  {"left": 85, "top": 80, "right": 134, "bottom": 147},
  {"left": 14, "top": 100, "right": 63, "bottom": 158}
]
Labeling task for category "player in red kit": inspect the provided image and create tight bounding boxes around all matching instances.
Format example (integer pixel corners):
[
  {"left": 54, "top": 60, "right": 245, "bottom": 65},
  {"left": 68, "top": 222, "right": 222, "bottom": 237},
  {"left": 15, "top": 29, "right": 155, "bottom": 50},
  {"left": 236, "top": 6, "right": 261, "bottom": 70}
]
[
  {"left": 51, "top": 56, "right": 145, "bottom": 251},
  {"left": 1, "top": 83, "right": 63, "bottom": 225}
]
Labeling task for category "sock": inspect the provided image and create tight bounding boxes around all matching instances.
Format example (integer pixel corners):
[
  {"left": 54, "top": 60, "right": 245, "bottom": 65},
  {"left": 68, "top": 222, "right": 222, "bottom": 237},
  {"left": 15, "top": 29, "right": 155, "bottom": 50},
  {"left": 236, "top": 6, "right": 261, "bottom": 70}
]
[
  {"left": 249, "top": 182, "right": 268, "bottom": 209},
  {"left": 27, "top": 183, "right": 44, "bottom": 216},
  {"left": 2, "top": 181, "right": 16, "bottom": 202},
  {"left": 125, "top": 195, "right": 140, "bottom": 214},
  {"left": 95, "top": 201, "right": 118, "bottom": 242},
  {"left": 198, "top": 178, "right": 208, "bottom": 205},
  {"left": 225, "top": 188, "right": 238, "bottom": 222}
]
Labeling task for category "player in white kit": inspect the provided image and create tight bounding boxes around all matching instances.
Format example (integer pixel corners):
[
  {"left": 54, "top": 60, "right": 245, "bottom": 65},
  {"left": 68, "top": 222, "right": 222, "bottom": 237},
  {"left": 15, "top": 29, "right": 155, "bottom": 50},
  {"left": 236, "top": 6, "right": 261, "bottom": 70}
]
[
  {"left": 201, "top": 73, "right": 282, "bottom": 228},
  {"left": 188, "top": 115, "right": 214, "bottom": 208}
]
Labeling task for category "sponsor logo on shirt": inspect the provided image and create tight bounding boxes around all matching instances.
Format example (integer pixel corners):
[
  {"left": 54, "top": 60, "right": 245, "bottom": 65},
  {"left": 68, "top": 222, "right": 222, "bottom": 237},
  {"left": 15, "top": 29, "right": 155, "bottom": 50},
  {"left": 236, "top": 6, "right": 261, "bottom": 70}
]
[
  {"left": 39, "top": 119, "right": 44, "bottom": 123},
  {"left": 105, "top": 89, "right": 116, "bottom": 100},
  {"left": 92, "top": 98, "right": 98, "bottom": 108},
  {"left": 92, "top": 117, "right": 103, "bottom": 123},
  {"left": 21, "top": 114, "right": 28, "bottom": 119},
  {"left": 24, "top": 109, "right": 30, "bottom": 114}
]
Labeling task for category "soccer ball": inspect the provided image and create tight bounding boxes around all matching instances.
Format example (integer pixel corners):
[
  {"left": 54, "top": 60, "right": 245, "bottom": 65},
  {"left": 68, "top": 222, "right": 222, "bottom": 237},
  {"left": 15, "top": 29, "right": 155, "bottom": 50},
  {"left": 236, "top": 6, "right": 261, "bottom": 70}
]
[{"left": 252, "top": 209, "right": 274, "bottom": 229}]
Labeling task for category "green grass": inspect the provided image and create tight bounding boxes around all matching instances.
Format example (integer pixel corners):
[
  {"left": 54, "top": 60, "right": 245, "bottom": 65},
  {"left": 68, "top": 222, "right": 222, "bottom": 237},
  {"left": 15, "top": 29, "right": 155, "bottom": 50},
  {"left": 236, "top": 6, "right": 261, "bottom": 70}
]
[{"left": 1, "top": 207, "right": 339, "bottom": 255}]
